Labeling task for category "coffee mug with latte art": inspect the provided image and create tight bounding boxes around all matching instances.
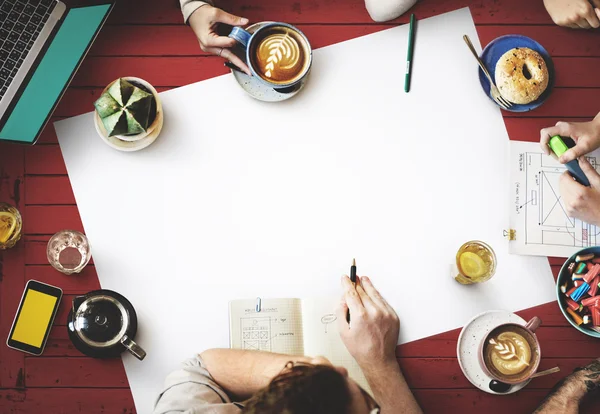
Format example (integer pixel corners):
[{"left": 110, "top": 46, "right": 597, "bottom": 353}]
[
  {"left": 479, "top": 317, "right": 542, "bottom": 384},
  {"left": 229, "top": 23, "right": 312, "bottom": 89}
]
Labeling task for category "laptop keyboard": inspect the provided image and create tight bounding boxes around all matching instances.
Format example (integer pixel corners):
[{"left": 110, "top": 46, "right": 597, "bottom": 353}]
[{"left": 0, "top": 0, "right": 56, "bottom": 100}]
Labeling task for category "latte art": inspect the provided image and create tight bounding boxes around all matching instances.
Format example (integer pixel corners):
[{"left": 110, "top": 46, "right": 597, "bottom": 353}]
[
  {"left": 252, "top": 29, "right": 307, "bottom": 84},
  {"left": 487, "top": 332, "right": 532, "bottom": 376}
]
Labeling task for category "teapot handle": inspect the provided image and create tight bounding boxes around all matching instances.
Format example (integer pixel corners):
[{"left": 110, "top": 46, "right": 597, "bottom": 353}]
[{"left": 121, "top": 335, "right": 146, "bottom": 361}]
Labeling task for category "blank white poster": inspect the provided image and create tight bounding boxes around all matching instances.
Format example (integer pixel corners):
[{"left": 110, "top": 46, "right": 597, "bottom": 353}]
[{"left": 55, "top": 8, "right": 555, "bottom": 413}]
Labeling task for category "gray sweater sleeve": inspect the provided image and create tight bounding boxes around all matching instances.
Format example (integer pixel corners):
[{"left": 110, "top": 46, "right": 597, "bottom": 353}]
[{"left": 179, "top": 0, "right": 213, "bottom": 23}]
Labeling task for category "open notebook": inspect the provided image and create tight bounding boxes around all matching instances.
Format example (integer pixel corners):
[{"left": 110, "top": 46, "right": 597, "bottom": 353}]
[{"left": 229, "top": 297, "right": 371, "bottom": 394}]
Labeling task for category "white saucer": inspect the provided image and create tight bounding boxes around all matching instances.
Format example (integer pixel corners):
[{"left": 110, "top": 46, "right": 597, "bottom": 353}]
[
  {"left": 457, "top": 310, "right": 531, "bottom": 394},
  {"left": 230, "top": 22, "right": 308, "bottom": 103}
]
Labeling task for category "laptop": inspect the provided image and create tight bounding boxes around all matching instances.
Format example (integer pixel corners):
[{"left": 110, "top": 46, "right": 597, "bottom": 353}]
[{"left": 0, "top": 0, "right": 115, "bottom": 144}]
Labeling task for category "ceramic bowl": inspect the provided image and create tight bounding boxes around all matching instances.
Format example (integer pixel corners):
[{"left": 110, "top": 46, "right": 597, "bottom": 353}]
[
  {"left": 557, "top": 246, "right": 600, "bottom": 338},
  {"left": 93, "top": 76, "right": 163, "bottom": 151}
]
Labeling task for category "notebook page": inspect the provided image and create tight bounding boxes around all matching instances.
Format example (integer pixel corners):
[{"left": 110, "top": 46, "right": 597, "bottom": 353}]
[
  {"left": 301, "top": 297, "right": 371, "bottom": 394},
  {"left": 229, "top": 298, "right": 304, "bottom": 355}
]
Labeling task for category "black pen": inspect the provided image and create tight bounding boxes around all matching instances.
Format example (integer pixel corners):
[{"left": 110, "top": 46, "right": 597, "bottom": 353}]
[
  {"left": 224, "top": 61, "right": 243, "bottom": 73},
  {"left": 347, "top": 258, "right": 356, "bottom": 323}
]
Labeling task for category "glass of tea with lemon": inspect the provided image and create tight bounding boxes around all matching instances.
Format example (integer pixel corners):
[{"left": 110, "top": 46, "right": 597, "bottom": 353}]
[
  {"left": 0, "top": 202, "right": 22, "bottom": 249},
  {"left": 454, "top": 240, "right": 496, "bottom": 284}
]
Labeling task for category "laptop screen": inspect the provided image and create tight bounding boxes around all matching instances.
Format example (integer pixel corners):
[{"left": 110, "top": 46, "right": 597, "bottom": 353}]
[{"left": 0, "top": 4, "right": 112, "bottom": 144}]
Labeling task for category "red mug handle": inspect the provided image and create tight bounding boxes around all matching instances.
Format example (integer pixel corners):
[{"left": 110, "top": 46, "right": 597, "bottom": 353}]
[{"left": 525, "top": 316, "right": 542, "bottom": 333}]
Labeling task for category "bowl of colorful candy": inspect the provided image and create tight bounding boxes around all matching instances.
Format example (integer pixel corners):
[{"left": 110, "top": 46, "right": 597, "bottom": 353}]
[{"left": 557, "top": 247, "right": 600, "bottom": 338}]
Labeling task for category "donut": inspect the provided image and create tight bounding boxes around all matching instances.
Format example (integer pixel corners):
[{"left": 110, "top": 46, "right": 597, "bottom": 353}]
[{"left": 494, "top": 48, "right": 549, "bottom": 105}]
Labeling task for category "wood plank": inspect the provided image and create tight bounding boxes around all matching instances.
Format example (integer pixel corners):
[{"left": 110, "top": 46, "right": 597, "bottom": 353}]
[
  {"left": 25, "top": 266, "right": 100, "bottom": 294},
  {"left": 23, "top": 237, "right": 94, "bottom": 266},
  {"left": 503, "top": 88, "right": 599, "bottom": 118},
  {"left": 477, "top": 26, "right": 600, "bottom": 57},
  {"left": 25, "top": 357, "right": 129, "bottom": 388},
  {"left": 400, "top": 357, "right": 594, "bottom": 389},
  {"left": 25, "top": 145, "right": 67, "bottom": 175},
  {"left": 108, "top": 0, "right": 555, "bottom": 25},
  {"left": 88, "top": 24, "right": 600, "bottom": 58},
  {"left": 397, "top": 325, "right": 599, "bottom": 359},
  {"left": 504, "top": 117, "right": 595, "bottom": 143},
  {"left": 25, "top": 176, "right": 76, "bottom": 205},
  {"left": 38, "top": 328, "right": 83, "bottom": 357},
  {"left": 23, "top": 206, "right": 83, "bottom": 235},
  {"left": 0, "top": 388, "right": 135, "bottom": 413},
  {"left": 0, "top": 143, "right": 26, "bottom": 388},
  {"left": 413, "top": 388, "right": 600, "bottom": 414},
  {"left": 67, "top": 56, "right": 600, "bottom": 88},
  {"left": 90, "top": 25, "right": 389, "bottom": 57}
]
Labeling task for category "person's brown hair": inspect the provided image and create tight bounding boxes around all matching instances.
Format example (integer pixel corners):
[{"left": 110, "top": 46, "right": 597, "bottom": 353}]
[{"left": 242, "top": 362, "right": 352, "bottom": 414}]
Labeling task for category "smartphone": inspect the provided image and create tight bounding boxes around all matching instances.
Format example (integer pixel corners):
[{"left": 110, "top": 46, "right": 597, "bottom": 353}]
[{"left": 6, "top": 280, "right": 62, "bottom": 356}]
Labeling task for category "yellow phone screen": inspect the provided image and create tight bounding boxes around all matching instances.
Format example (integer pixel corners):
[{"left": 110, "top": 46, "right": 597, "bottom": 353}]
[{"left": 11, "top": 290, "right": 57, "bottom": 348}]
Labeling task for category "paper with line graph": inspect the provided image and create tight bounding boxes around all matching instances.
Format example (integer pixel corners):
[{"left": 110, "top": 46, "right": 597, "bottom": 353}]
[{"left": 509, "top": 140, "right": 600, "bottom": 257}]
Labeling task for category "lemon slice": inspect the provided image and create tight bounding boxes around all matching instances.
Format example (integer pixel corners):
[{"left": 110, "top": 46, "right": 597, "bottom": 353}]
[
  {"left": 0, "top": 212, "right": 17, "bottom": 244},
  {"left": 459, "top": 251, "right": 486, "bottom": 278}
]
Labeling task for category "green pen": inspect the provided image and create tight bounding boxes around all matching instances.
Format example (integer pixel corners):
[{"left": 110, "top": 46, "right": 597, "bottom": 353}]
[{"left": 404, "top": 14, "right": 416, "bottom": 93}]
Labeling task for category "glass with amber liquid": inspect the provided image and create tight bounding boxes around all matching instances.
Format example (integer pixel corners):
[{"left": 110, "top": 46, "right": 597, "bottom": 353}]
[
  {"left": 454, "top": 240, "right": 497, "bottom": 284},
  {"left": 0, "top": 202, "right": 22, "bottom": 249}
]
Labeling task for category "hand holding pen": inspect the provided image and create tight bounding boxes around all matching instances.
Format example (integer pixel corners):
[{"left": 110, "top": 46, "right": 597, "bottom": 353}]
[{"left": 336, "top": 274, "right": 400, "bottom": 371}]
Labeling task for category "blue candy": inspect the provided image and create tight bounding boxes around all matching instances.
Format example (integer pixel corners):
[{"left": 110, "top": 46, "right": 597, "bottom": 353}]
[{"left": 570, "top": 282, "right": 590, "bottom": 302}]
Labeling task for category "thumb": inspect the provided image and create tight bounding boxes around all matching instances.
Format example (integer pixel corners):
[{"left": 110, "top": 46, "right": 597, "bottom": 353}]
[
  {"left": 214, "top": 9, "right": 249, "bottom": 26},
  {"left": 578, "top": 157, "right": 600, "bottom": 187},
  {"left": 560, "top": 143, "right": 590, "bottom": 164},
  {"left": 596, "top": 8, "right": 600, "bottom": 20}
]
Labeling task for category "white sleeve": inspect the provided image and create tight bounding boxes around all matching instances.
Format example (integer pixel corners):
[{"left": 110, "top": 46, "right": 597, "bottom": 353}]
[{"left": 179, "top": 0, "right": 214, "bottom": 24}]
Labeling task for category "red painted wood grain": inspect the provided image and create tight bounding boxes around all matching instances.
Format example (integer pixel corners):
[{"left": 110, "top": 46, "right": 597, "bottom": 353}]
[
  {"left": 0, "top": 144, "right": 26, "bottom": 389},
  {"left": 2, "top": 0, "right": 600, "bottom": 412},
  {"left": 105, "top": 0, "right": 555, "bottom": 25},
  {"left": 87, "top": 25, "right": 600, "bottom": 58},
  {"left": 0, "top": 389, "right": 136, "bottom": 413}
]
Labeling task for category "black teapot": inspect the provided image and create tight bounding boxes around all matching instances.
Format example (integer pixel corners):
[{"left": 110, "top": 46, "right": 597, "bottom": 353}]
[{"left": 67, "top": 289, "right": 146, "bottom": 360}]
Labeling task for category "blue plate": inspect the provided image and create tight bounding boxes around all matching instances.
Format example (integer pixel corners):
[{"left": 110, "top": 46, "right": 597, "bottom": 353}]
[
  {"left": 557, "top": 246, "right": 600, "bottom": 339},
  {"left": 479, "top": 34, "right": 554, "bottom": 113}
]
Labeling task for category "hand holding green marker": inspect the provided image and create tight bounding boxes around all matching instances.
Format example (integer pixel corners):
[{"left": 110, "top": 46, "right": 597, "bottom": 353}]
[{"left": 548, "top": 135, "right": 590, "bottom": 187}]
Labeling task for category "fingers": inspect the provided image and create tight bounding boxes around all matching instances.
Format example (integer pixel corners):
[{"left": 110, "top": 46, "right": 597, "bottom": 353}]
[
  {"left": 584, "top": 3, "right": 600, "bottom": 28},
  {"left": 561, "top": 143, "right": 590, "bottom": 164},
  {"left": 578, "top": 157, "right": 600, "bottom": 187},
  {"left": 540, "top": 122, "right": 572, "bottom": 155},
  {"left": 220, "top": 48, "right": 252, "bottom": 76},
  {"left": 355, "top": 281, "right": 377, "bottom": 312},
  {"left": 204, "top": 35, "right": 237, "bottom": 49},
  {"left": 341, "top": 275, "right": 364, "bottom": 317},
  {"left": 213, "top": 8, "right": 249, "bottom": 26},
  {"left": 597, "top": 8, "right": 600, "bottom": 21},
  {"left": 360, "top": 276, "right": 393, "bottom": 313}
]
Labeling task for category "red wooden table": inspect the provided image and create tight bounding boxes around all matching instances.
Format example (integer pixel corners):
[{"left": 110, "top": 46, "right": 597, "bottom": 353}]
[{"left": 1, "top": 0, "right": 599, "bottom": 412}]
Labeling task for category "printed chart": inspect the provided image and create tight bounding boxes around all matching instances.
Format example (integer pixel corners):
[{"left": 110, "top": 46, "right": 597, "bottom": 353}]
[{"left": 510, "top": 141, "right": 600, "bottom": 257}]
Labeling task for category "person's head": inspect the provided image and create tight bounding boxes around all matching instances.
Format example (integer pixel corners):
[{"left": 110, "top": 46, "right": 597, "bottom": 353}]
[{"left": 242, "top": 357, "right": 379, "bottom": 414}]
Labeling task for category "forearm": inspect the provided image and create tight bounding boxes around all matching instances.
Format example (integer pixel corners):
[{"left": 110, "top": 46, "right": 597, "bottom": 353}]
[
  {"left": 363, "top": 361, "right": 423, "bottom": 414},
  {"left": 200, "top": 349, "right": 311, "bottom": 400}
]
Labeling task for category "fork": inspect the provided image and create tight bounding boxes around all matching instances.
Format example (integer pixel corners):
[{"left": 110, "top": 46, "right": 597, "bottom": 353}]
[{"left": 463, "top": 35, "right": 513, "bottom": 110}]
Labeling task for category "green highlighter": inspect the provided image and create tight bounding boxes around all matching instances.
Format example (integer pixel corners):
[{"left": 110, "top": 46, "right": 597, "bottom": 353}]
[{"left": 548, "top": 136, "right": 590, "bottom": 187}]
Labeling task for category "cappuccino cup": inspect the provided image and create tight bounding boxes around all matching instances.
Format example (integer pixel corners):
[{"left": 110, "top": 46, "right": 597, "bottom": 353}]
[
  {"left": 479, "top": 317, "right": 542, "bottom": 384},
  {"left": 229, "top": 22, "right": 312, "bottom": 89}
]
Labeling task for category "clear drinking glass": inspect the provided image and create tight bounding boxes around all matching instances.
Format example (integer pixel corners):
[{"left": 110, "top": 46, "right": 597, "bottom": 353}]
[
  {"left": 454, "top": 240, "right": 497, "bottom": 285},
  {"left": 46, "top": 230, "right": 91, "bottom": 274},
  {"left": 0, "top": 202, "right": 22, "bottom": 250}
]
